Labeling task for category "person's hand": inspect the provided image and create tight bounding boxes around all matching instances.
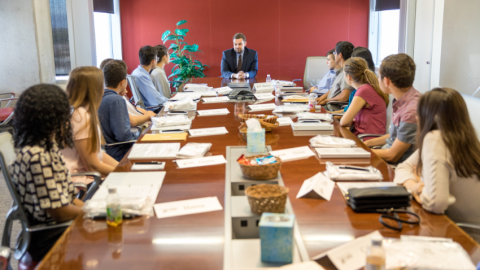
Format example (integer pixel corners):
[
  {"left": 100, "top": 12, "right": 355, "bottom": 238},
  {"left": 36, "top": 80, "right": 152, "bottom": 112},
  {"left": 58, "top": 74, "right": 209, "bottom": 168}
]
[
  {"left": 146, "top": 111, "right": 156, "bottom": 117},
  {"left": 318, "top": 99, "right": 328, "bottom": 105},
  {"left": 237, "top": 71, "right": 246, "bottom": 79},
  {"left": 364, "top": 139, "right": 373, "bottom": 147},
  {"left": 309, "top": 86, "right": 317, "bottom": 92},
  {"left": 232, "top": 73, "right": 239, "bottom": 79}
]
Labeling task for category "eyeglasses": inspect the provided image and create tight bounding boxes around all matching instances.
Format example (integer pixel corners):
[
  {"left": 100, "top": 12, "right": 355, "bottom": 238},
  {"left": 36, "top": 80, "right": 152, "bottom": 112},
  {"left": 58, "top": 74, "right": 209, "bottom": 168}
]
[{"left": 333, "top": 51, "right": 337, "bottom": 55}]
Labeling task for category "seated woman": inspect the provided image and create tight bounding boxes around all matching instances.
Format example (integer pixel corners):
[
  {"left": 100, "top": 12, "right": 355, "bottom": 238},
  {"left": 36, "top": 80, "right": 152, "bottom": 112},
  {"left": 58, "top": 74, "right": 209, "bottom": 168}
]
[
  {"left": 9, "top": 84, "right": 84, "bottom": 263},
  {"left": 62, "top": 67, "right": 118, "bottom": 185},
  {"left": 339, "top": 57, "right": 389, "bottom": 140},
  {"left": 395, "top": 88, "right": 480, "bottom": 224}
]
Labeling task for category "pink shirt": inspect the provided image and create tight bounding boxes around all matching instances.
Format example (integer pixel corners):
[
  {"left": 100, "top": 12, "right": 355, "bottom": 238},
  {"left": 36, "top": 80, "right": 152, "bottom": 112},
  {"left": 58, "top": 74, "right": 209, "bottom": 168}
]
[
  {"left": 61, "top": 107, "right": 103, "bottom": 185},
  {"left": 352, "top": 84, "right": 387, "bottom": 140}
]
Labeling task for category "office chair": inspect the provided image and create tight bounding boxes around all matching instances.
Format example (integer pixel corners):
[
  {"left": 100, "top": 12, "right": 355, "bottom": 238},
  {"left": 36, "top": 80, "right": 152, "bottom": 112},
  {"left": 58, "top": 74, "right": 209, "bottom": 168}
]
[
  {"left": 303, "top": 56, "right": 329, "bottom": 90},
  {"left": 0, "top": 93, "right": 17, "bottom": 133},
  {"left": 126, "top": 75, "right": 163, "bottom": 112}
]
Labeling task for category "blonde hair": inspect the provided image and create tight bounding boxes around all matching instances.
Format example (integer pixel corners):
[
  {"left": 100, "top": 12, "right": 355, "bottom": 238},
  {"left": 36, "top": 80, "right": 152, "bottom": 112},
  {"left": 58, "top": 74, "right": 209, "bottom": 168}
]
[
  {"left": 344, "top": 57, "right": 389, "bottom": 106},
  {"left": 66, "top": 66, "right": 104, "bottom": 154}
]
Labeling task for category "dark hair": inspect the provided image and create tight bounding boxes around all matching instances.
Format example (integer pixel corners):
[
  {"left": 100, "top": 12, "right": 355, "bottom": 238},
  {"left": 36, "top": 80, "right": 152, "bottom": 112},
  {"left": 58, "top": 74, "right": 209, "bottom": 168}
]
[
  {"left": 233, "top": 33, "right": 246, "bottom": 42},
  {"left": 326, "top": 49, "right": 335, "bottom": 57},
  {"left": 100, "top": 58, "right": 114, "bottom": 70},
  {"left": 155, "top": 45, "right": 169, "bottom": 62},
  {"left": 13, "top": 84, "right": 73, "bottom": 151},
  {"left": 379, "top": 53, "right": 416, "bottom": 89},
  {"left": 344, "top": 57, "right": 389, "bottom": 106},
  {"left": 335, "top": 41, "right": 354, "bottom": 61},
  {"left": 416, "top": 88, "right": 480, "bottom": 178},
  {"left": 104, "top": 60, "right": 127, "bottom": 88},
  {"left": 352, "top": 47, "right": 375, "bottom": 72},
  {"left": 139, "top": 45, "right": 157, "bottom": 65}
]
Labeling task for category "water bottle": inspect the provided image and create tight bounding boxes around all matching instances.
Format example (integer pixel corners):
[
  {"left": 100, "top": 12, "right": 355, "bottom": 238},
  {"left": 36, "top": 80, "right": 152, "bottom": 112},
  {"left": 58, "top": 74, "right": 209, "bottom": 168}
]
[
  {"left": 308, "top": 93, "right": 317, "bottom": 112},
  {"left": 365, "top": 237, "right": 385, "bottom": 270},
  {"left": 106, "top": 187, "right": 123, "bottom": 227},
  {"left": 266, "top": 74, "right": 271, "bottom": 82}
]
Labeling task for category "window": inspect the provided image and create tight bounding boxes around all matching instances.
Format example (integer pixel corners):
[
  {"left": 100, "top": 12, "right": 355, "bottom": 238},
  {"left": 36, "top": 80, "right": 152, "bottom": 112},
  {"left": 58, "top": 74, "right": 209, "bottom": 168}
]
[
  {"left": 94, "top": 12, "right": 114, "bottom": 67},
  {"left": 377, "top": 9, "right": 400, "bottom": 64}
]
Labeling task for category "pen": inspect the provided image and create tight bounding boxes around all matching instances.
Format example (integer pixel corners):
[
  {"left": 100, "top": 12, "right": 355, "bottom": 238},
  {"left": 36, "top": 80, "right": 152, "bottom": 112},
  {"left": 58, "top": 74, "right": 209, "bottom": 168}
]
[
  {"left": 160, "top": 129, "right": 183, "bottom": 133},
  {"left": 339, "top": 166, "right": 370, "bottom": 172},
  {"left": 135, "top": 161, "right": 164, "bottom": 165}
]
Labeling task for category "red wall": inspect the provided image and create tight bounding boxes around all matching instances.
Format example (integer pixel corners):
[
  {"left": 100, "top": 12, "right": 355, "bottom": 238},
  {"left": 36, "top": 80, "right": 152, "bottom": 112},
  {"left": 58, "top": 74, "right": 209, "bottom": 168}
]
[{"left": 120, "top": 0, "right": 370, "bottom": 81}]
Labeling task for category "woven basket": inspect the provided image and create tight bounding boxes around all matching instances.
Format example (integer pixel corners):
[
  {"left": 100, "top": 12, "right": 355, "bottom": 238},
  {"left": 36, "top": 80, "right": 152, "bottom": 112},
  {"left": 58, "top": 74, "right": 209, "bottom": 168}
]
[
  {"left": 239, "top": 114, "right": 278, "bottom": 124},
  {"left": 239, "top": 155, "right": 282, "bottom": 180},
  {"left": 245, "top": 184, "right": 289, "bottom": 214},
  {"left": 238, "top": 121, "right": 279, "bottom": 133}
]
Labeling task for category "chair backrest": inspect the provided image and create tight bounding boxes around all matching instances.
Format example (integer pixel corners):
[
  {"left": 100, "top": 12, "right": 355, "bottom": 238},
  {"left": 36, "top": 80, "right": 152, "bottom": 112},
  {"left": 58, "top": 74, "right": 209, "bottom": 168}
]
[
  {"left": 0, "top": 132, "right": 16, "bottom": 166},
  {"left": 127, "top": 75, "right": 145, "bottom": 108},
  {"left": 303, "top": 56, "right": 329, "bottom": 90}
]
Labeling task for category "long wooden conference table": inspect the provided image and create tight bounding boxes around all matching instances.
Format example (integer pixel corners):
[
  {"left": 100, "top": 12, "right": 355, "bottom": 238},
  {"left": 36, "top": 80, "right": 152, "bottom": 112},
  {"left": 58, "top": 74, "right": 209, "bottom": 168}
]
[{"left": 37, "top": 77, "right": 480, "bottom": 269}]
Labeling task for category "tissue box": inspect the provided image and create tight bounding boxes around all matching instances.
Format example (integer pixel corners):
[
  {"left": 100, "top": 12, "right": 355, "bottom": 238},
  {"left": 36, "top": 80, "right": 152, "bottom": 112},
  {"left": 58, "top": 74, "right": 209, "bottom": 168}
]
[
  {"left": 259, "top": 213, "right": 295, "bottom": 263},
  {"left": 247, "top": 128, "right": 265, "bottom": 153}
]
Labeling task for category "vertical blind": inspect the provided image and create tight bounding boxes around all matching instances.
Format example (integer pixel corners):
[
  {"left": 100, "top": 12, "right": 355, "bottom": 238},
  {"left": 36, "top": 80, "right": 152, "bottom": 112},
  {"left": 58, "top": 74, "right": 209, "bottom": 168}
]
[{"left": 49, "top": 0, "right": 71, "bottom": 76}]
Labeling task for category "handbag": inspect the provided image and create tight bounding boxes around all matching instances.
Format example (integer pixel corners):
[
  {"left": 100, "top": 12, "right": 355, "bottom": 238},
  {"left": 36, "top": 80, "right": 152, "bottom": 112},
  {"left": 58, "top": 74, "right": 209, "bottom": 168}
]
[{"left": 346, "top": 186, "right": 420, "bottom": 231}]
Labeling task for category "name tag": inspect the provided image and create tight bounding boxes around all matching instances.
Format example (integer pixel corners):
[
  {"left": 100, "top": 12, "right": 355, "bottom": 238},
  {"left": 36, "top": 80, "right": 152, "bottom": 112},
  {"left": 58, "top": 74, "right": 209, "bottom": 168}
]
[
  {"left": 253, "top": 82, "right": 274, "bottom": 92},
  {"left": 202, "top": 96, "right": 230, "bottom": 103},
  {"left": 188, "top": 127, "right": 228, "bottom": 137},
  {"left": 153, "top": 196, "right": 223, "bottom": 219},
  {"left": 254, "top": 93, "right": 275, "bottom": 100},
  {"left": 175, "top": 155, "right": 227, "bottom": 168},
  {"left": 296, "top": 172, "right": 335, "bottom": 201},
  {"left": 247, "top": 103, "right": 276, "bottom": 111},
  {"left": 197, "top": 109, "right": 230, "bottom": 116}
]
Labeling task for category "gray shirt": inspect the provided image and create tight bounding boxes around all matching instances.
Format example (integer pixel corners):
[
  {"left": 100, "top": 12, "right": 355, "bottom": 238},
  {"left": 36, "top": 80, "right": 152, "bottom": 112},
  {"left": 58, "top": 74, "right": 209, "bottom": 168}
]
[
  {"left": 326, "top": 67, "right": 353, "bottom": 100},
  {"left": 150, "top": 67, "right": 172, "bottom": 99}
]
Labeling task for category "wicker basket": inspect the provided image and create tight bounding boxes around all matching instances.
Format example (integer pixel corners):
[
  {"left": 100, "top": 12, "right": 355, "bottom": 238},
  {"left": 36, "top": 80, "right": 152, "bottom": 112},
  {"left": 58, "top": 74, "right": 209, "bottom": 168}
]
[
  {"left": 239, "top": 114, "right": 278, "bottom": 124},
  {"left": 245, "top": 184, "right": 289, "bottom": 214},
  {"left": 238, "top": 121, "right": 279, "bottom": 134},
  {"left": 238, "top": 155, "right": 282, "bottom": 180}
]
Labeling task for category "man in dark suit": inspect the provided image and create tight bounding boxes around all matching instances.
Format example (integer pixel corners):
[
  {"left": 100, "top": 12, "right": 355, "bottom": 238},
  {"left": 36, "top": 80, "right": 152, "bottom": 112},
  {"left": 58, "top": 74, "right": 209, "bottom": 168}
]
[{"left": 221, "top": 33, "right": 258, "bottom": 78}]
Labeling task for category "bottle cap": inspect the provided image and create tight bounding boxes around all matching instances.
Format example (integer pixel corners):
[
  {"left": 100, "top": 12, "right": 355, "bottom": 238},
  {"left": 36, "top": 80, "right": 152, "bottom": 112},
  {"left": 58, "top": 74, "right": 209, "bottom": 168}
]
[
  {"left": 371, "top": 236, "right": 383, "bottom": 246},
  {"left": 108, "top": 187, "right": 117, "bottom": 194}
]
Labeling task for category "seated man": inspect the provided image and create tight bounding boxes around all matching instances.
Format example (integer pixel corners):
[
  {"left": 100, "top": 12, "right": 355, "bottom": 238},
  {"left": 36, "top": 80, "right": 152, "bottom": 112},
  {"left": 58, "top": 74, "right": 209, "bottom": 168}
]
[
  {"left": 315, "top": 41, "right": 355, "bottom": 111},
  {"left": 221, "top": 33, "right": 258, "bottom": 79},
  {"left": 99, "top": 60, "right": 140, "bottom": 161},
  {"left": 365, "top": 53, "right": 421, "bottom": 164},
  {"left": 309, "top": 49, "right": 340, "bottom": 95},
  {"left": 131, "top": 45, "right": 168, "bottom": 111}
]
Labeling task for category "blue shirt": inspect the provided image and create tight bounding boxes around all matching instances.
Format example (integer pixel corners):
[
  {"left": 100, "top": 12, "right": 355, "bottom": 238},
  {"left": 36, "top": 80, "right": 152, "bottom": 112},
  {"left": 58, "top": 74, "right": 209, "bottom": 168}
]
[
  {"left": 312, "top": 69, "right": 336, "bottom": 95},
  {"left": 98, "top": 89, "right": 139, "bottom": 161},
  {"left": 343, "top": 89, "right": 357, "bottom": 112},
  {"left": 131, "top": 65, "right": 168, "bottom": 109}
]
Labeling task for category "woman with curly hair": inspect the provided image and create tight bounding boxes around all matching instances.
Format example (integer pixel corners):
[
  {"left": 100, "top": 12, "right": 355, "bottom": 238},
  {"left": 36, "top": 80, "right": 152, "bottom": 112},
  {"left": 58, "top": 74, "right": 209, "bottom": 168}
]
[
  {"left": 340, "top": 57, "right": 389, "bottom": 140},
  {"left": 9, "top": 84, "right": 84, "bottom": 264},
  {"left": 61, "top": 66, "right": 118, "bottom": 185}
]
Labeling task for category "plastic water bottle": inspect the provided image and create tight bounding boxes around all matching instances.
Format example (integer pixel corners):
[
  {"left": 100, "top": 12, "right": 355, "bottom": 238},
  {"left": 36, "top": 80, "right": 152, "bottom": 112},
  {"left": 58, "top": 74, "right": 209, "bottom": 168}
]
[
  {"left": 308, "top": 93, "right": 317, "bottom": 112},
  {"left": 106, "top": 187, "right": 122, "bottom": 227},
  {"left": 365, "top": 237, "right": 385, "bottom": 270},
  {"left": 266, "top": 74, "right": 271, "bottom": 82}
]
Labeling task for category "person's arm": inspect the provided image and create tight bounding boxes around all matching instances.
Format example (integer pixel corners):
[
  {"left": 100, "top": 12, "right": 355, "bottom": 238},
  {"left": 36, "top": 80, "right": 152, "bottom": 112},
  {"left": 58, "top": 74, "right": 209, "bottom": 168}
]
[
  {"left": 372, "top": 138, "right": 412, "bottom": 163},
  {"left": 135, "top": 75, "right": 160, "bottom": 108},
  {"left": 102, "top": 152, "right": 119, "bottom": 167},
  {"left": 365, "top": 134, "right": 390, "bottom": 147},
  {"left": 339, "top": 96, "right": 366, "bottom": 127},
  {"left": 315, "top": 91, "right": 329, "bottom": 104},
  {"left": 47, "top": 204, "right": 82, "bottom": 222},
  {"left": 129, "top": 111, "right": 155, "bottom": 127},
  {"left": 246, "top": 52, "right": 258, "bottom": 78},
  {"left": 136, "top": 106, "right": 148, "bottom": 114},
  {"left": 75, "top": 139, "right": 116, "bottom": 176},
  {"left": 324, "top": 88, "right": 351, "bottom": 103},
  {"left": 394, "top": 150, "right": 424, "bottom": 203},
  {"left": 110, "top": 99, "right": 137, "bottom": 142},
  {"left": 221, "top": 52, "right": 234, "bottom": 78}
]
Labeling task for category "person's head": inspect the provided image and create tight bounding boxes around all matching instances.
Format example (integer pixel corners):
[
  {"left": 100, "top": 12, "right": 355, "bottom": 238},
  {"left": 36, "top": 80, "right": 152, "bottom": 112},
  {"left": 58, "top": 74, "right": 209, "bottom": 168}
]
[
  {"left": 352, "top": 47, "right": 375, "bottom": 72},
  {"left": 13, "top": 84, "right": 73, "bottom": 151},
  {"left": 326, "top": 49, "right": 337, "bottom": 70},
  {"left": 344, "top": 57, "right": 389, "bottom": 106},
  {"left": 335, "top": 41, "right": 354, "bottom": 64},
  {"left": 66, "top": 66, "right": 104, "bottom": 154},
  {"left": 100, "top": 58, "right": 114, "bottom": 70},
  {"left": 154, "top": 44, "right": 170, "bottom": 65},
  {"left": 139, "top": 45, "right": 158, "bottom": 69},
  {"left": 104, "top": 60, "right": 128, "bottom": 95},
  {"left": 378, "top": 53, "right": 416, "bottom": 94},
  {"left": 416, "top": 88, "right": 480, "bottom": 178},
  {"left": 233, "top": 33, "right": 247, "bottom": 54}
]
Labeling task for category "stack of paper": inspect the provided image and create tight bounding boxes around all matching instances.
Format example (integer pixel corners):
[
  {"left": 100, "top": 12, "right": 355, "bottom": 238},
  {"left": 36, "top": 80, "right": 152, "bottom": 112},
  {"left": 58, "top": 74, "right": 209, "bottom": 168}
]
[
  {"left": 297, "top": 112, "right": 332, "bottom": 122},
  {"left": 163, "top": 99, "right": 197, "bottom": 112},
  {"left": 277, "top": 117, "right": 294, "bottom": 126},
  {"left": 176, "top": 143, "right": 212, "bottom": 158},
  {"left": 315, "top": 148, "right": 371, "bottom": 159},
  {"left": 188, "top": 127, "right": 228, "bottom": 137},
  {"left": 325, "top": 162, "right": 383, "bottom": 181},
  {"left": 141, "top": 133, "right": 188, "bottom": 142},
  {"left": 215, "top": 86, "right": 233, "bottom": 95},
  {"left": 273, "top": 105, "right": 309, "bottom": 113},
  {"left": 197, "top": 108, "right": 229, "bottom": 116},
  {"left": 151, "top": 115, "right": 192, "bottom": 127},
  {"left": 291, "top": 121, "right": 333, "bottom": 131},
  {"left": 202, "top": 96, "right": 230, "bottom": 103},
  {"left": 128, "top": 143, "right": 181, "bottom": 159},
  {"left": 170, "top": 92, "right": 202, "bottom": 101},
  {"left": 309, "top": 135, "right": 356, "bottom": 148},
  {"left": 247, "top": 103, "right": 276, "bottom": 112},
  {"left": 337, "top": 182, "right": 397, "bottom": 197},
  {"left": 269, "top": 146, "right": 316, "bottom": 162}
]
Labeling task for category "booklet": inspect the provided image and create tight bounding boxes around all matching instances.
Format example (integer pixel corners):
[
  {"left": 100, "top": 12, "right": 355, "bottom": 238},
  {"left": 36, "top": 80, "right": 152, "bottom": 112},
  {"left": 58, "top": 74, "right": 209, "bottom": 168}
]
[{"left": 128, "top": 143, "right": 181, "bottom": 159}]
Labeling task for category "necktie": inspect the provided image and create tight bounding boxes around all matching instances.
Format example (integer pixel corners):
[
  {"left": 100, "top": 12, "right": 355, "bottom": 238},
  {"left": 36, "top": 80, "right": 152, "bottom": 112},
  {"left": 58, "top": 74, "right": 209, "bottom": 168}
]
[{"left": 236, "top": 55, "right": 242, "bottom": 73}]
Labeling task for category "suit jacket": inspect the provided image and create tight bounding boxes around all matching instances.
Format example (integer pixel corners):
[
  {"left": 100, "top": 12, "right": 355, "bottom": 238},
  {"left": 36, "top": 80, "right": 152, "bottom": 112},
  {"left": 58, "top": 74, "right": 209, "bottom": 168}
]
[{"left": 221, "top": 47, "right": 258, "bottom": 78}]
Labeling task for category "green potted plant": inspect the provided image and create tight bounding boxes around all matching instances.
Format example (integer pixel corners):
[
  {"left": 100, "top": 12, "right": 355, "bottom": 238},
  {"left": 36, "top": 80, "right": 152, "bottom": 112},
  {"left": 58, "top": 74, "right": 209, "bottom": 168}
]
[{"left": 162, "top": 20, "right": 209, "bottom": 91}]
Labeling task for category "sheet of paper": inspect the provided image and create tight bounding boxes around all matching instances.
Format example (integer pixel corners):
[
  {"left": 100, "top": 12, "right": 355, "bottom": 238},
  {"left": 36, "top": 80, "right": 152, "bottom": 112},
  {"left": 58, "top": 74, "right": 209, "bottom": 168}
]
[
  {"left": 141, "top": 133, "right": 188, "bottom": 141},
  {"left": 336, "top": 182, "right": 397, "bottom": 197},
  {"left": 279, "top": 261, "right": 326, "bottom": 270},
  {"left": 101, "top": 172, "right": 167, "bottom": 187},
  {"left": 128, "top": 143, "right": 181, "bottom": 159},
  {"left": 248, "top": 103, "right": 276, "bottom": 111},
  {"left": 296, "top": 172, "right": 335, "bottom": 201},
  {"left": 175, "top": 155, "right": 227, "bottom": 168},
  {"left": 92, "top": 185, "right": 161, "bottom": 202},
  {"left": 253, "top": 82, "right": 274, "bottom": 92},
  {"left": 315, "top": 148, "right": 371, "bottom": 159},
  {"left": 188, "top": 127, "right": 228, "bottom": 137},
  {"left": 277, "top": 117, "right": 294, "bottom": 126},
  {"left": 131, "top": 162, "right": 166, "bottom": 170},
  {"left": 150, "top": 124, "right": 191, "bottom": 132},
  {"left": 269, "top": 146, "right": 316, "bottom": 162},
  {"left": 197, "top": 108, "right": 230, "bottom": 116},
  {"left": 312, "top": 231, "right": 383, "bottom": 270},
  {"left": 202, "top": 96, "right": 230, "bottom": 103},
  {"left": 169, "top": 92, "right": 201, "bottom": 101},
  {"left": 154, "top": 196, "right": 223, "bottom": 219},
  {"left": 255, "top": 92, "right": 276, "bottom": 100}
]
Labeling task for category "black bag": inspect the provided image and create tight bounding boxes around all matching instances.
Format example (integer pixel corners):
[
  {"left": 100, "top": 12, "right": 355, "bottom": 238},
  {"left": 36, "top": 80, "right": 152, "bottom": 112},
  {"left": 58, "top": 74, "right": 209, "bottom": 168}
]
[{"left": 346, "top": 186, "right": 420, "bottom": 231}]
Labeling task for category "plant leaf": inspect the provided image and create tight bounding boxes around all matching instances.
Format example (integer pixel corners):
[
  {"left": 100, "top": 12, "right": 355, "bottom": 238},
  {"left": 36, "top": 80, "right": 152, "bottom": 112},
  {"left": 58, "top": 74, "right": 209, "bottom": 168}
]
[
  {"left": 163, "top": 34, "right": 177, "bottom": 43},
  {"left": 161, "top": 30, "right": 171, "bottom": 42},
  {"left": 168, "top": 43, "right": 178, "bottom": 50},
  {"left": 179, "top": 42, "right": 187, "bottom": 45},
  {"left": 175, "top": 29, "right": 189, "bottom": 36},
  {"left": 176, "top": 20, "right": 187, "bottom": 26}
]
